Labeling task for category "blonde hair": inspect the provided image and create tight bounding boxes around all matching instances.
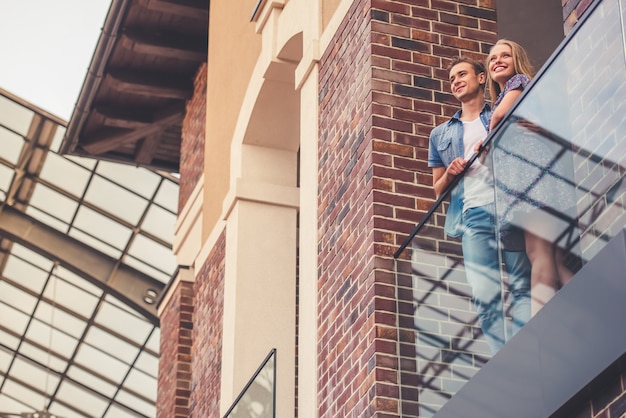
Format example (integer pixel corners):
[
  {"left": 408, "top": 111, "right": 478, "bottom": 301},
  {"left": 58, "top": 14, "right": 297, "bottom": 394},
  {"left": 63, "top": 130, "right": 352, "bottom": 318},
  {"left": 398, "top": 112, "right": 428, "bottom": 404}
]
[{"left": 487, "top": 39, "right": 535, "bottom": 102}]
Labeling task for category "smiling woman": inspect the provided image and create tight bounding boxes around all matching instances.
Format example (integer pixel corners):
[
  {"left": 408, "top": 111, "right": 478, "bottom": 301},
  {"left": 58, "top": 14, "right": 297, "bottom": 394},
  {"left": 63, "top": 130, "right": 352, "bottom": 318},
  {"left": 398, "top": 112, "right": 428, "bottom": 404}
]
[{"left": 0, "top": 0, "right": 111, "bottom": 120}]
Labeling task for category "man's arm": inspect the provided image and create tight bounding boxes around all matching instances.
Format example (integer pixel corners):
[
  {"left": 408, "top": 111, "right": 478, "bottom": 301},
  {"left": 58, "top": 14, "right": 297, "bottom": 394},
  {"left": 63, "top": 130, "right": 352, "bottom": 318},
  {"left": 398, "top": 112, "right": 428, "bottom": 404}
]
[{"left": 432, "top": 158, "right": 466, "bottom": 199}]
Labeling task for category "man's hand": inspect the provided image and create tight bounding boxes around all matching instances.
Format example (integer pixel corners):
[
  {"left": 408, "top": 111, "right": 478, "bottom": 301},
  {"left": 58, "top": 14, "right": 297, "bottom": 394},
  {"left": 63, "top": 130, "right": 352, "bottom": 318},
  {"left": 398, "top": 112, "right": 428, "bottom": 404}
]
[{"left": 447, "top": 157, "right": 467, "bottom": 176}]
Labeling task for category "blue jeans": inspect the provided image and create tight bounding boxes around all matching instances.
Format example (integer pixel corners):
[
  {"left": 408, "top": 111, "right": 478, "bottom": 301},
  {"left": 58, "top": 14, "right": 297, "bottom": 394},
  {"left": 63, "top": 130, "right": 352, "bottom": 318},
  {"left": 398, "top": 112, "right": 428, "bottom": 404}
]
[{"left": 461, "top": 204, "right": 531, "bottom": 354}]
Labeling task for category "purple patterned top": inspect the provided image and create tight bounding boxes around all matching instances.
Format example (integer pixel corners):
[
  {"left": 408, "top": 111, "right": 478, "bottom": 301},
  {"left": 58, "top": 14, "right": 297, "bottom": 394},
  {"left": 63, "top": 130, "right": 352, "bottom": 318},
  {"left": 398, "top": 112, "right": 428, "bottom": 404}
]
[{"left": 493, "top": 73, "right": 531, "bottom": 108}]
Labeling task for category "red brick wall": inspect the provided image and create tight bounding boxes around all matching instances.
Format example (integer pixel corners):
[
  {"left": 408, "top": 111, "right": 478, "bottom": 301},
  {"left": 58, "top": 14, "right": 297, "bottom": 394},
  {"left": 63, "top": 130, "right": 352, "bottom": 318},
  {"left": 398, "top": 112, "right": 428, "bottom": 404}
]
[
  {"left": 179, "top": 62, "right": 207, "bottom": 212},
  {"left": 553, "top": 354, "right": 626, "bottom": 418},
  {"left": 563, "top": 0, "right": 595, "bottom": 33},
  {"left": 157, "top": 280, "right": 194, "bottom": 418},
  {"left": 318, "top": 0, "right": 375, "bottom": 416},
  {"left": 190, "top": 230, "right": 226, "bottom": 417},
  {"left": 318, "top": 1, "right": 494, "bottom": 416}
]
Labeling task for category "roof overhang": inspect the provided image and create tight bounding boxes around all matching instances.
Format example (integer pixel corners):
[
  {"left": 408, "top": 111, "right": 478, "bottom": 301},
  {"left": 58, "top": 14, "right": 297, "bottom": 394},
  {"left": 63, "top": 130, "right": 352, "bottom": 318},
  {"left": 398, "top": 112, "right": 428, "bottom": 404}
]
[{"left": 60, "top": 0, "right": 209, "bottom": 172}]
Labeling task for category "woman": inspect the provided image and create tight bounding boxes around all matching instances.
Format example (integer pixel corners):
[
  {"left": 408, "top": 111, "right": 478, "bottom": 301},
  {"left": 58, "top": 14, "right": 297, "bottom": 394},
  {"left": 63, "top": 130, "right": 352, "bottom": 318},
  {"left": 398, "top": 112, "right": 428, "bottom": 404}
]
[{"left": 486, "top": 39, "right": 575, "bottom": 316}]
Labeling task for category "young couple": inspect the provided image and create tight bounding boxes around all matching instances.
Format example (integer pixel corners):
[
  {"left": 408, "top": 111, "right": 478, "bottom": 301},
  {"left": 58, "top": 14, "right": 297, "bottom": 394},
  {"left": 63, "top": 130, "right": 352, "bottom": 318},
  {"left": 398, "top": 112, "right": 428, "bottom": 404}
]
[{"left": 428, "top": 40, "right": 574, "bottom": 354}]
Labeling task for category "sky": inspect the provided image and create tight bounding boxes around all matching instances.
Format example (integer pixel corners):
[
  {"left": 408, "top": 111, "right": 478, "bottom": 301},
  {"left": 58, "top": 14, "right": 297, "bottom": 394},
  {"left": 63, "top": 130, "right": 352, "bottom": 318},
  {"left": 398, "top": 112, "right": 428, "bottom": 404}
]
[{"left": 0, "top": 0, "right": 112, "bottom": 120}]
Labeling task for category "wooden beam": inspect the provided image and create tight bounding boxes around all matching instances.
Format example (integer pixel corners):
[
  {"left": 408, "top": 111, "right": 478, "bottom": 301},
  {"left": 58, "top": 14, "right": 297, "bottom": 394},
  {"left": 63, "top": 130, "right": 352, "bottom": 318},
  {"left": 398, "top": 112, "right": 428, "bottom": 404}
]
[
  {"left": 134, "top": 133, "right": 161, "bottom": 165},
  {"left": 121, "top": 28, "right": 207, "bottom": 62},
  {"left": 94, "top": 104, "right": 153, "bottom": 129},
  {"left": 106, "top": 69, "right": 193, "bottom": 99},
  {"left": 82, "top": 103, "right": 184, "bottom": 154},
  {"left": 138, "top": 0, "right": 209, "bottom": 20}
]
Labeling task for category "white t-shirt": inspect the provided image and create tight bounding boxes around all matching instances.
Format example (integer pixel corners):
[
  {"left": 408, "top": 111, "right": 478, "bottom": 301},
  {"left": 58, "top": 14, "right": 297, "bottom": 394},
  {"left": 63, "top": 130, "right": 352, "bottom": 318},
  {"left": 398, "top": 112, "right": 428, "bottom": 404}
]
[{"left": 462, "top": 117, "right": 494, "bottom": 210}]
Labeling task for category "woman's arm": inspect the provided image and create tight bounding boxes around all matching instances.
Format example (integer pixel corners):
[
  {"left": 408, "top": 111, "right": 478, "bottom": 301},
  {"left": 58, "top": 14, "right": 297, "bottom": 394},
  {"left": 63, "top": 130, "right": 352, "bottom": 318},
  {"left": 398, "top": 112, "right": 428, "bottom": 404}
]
[{"left": 489, "top": 88, "right": 523, "bottom": 131}]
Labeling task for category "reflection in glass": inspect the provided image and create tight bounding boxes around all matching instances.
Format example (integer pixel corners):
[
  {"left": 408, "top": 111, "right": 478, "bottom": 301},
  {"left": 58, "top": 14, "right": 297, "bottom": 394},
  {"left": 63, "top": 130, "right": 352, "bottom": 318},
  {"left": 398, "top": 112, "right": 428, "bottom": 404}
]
[{"left": 224, "top": 349, "right": 276, "bottom": 418}]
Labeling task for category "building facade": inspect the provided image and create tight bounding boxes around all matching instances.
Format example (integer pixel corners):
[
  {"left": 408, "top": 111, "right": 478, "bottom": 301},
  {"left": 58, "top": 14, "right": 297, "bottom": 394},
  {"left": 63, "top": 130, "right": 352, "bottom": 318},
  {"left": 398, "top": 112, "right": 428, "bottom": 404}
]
[{"left": 150, "top": 0, "right": 626, "bottom": 417}]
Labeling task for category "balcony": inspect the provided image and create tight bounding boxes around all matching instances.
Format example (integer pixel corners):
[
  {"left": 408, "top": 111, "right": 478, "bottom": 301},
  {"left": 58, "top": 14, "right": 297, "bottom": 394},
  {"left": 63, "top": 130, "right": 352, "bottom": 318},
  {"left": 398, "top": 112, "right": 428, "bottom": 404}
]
[{"left": 393, "top": 0, "right": 626, "bottom": 415}]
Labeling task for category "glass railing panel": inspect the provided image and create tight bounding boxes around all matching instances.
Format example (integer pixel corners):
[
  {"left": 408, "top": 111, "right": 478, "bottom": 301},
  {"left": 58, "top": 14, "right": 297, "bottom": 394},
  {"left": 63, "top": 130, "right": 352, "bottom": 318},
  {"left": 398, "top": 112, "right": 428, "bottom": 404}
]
[
  {"left": 395, "top": 0, "right": 626, "bottom": 415},
  {"left": 488, "top": 0, "right": 626, "bottom": 302},
  {"left": 223, "top": 349, "right": 276, "bottom": 418},
  {"left": 396, "top": 178, "right": 495, "bottom": 416}
]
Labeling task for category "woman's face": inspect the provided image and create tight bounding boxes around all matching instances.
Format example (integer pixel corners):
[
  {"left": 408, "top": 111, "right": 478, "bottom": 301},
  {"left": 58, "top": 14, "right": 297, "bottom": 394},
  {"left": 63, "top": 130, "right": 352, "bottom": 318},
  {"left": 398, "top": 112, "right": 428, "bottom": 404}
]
[{"left": 488, "top": 44, "right": 515, "bottom": 88}]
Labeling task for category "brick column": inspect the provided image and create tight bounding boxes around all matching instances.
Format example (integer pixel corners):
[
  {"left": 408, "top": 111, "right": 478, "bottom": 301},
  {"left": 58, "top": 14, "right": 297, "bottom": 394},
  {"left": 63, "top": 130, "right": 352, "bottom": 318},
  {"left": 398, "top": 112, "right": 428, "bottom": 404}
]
[
  {"left": 190, "top": 232, "right": 226, "bottom": 417},
  {"left": 157, "top": 281, "right": 194, "bottom": 418},
  {"left": 179, "top": 62, "right": 207, "bottom": 212},
  {"left": 318, "top": 0, "right": 495, "bottom": 416}
]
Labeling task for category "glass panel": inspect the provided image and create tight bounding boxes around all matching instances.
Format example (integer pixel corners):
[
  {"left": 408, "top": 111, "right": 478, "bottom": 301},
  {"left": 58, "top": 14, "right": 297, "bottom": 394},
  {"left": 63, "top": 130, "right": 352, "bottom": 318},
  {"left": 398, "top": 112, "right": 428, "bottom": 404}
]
[
  {"left": 141, "top": 204, "right": 176, "bottom": 242},
  {"left": 0, "top": 303, "right": 30, "bottom": 335},
  {"left": 0, "top": 162, "right": 14, "bottom": 193},
  {"left": 67, "top": 365, "right": 118, "bottom": 398},
  {"left": 73, "top": 205, "right": 133, "bottom": 250},
  {"left": 39, "top": 152, "right": 91, "bottom": 198},
  {"left": 55, "top": 266, "right": 103, "bottom": 297},
  {"left": 0, "top": 393, "right": 30, "bottom": 415},
  {"left": 49, "top": 402, "right": 89, "bottom": 418},
  {"left": 95, "top": 299, "right": 152, "bottom": 345},
  {"left": 96, "top": 160, "right": 161, "bottom": 198},
  {"left": 3, "top": 258, "right": 48, "bottom": 294},
  {"left": 396, "top": 0, "right": 626, "bottom": 415},
  {"left": 0, "top": 95, "right": 34, "bottom": 136},
  {"left": 103, "top": 404, "right": 143, "bottom": 418},
  {"left": 123, "top": 368, "right": 157, "bottom": 401},
  {"left": 24, "top": 320, "right": 79, "bottom": 359},
  {"left": 1, "top": 380, "right": 44, "bottom": 411},
  {"left": 0, "top": 281, "right": 38, "bottom": 313},
  {"left": 154, "top": 178, "right": 179, "bottom": 212},
  {"left": 44, "top": 277, "right": 100, "bottom": 319},
  {"left": 0, "top": 125, "right": 24, "bottom": 165},
  {"left": 490, "top": 0, "right": 624, "bottom": 300},
  {"left": 18, "top": 342, "right": 67, "bottom": 372},
  {"left": 55, "top": 381, "right": 109, "bottom": 417},
  {"left": 34, "top": 302, "right": 88, "bottom": 339},
  {"left": 9, "top": 357, "right": 59, "bottom": 395},
  {"left": 134, "top": 351, "right": 159, "bottom": 377},
  {"left": 67, "top": 227, "right": 123, "bottom": 259},
  {"left": 127, "top": 234, "right": 176, "bottom": 275},
  {"left": 0, "top": 329, "right": 21, "bottom": 350},
  {"left": 84, "top": 175, "right": 148, "bottom": 225},
  {"left": 114, "top": 389, "right": 156, "bottom": 418},
  {"left": 84, "top": 326, "right": 140, "bottom": 364},
  {"left": 225, "top": 349, "right": 276, "bottom": 418},
  {"left": 25, "top": 206, "right": 72, "bottom": 233},
  {"left": 73, "top": 343, "right": 129, "bottom": 382},
  {"left": 0, "top": 347, "right": 13, "bottom": 373},
  {"left": 10, "top": 244, "right": 55, "bottom": 271},
  {"left": 28, "top": 183, "right": 78, "bottom": 224},
  {"left": 49, "top": 125, "right": 66, "bottom": 153},
  {"left": 123, "top": 255, "right": 171, "bottom": 284}
]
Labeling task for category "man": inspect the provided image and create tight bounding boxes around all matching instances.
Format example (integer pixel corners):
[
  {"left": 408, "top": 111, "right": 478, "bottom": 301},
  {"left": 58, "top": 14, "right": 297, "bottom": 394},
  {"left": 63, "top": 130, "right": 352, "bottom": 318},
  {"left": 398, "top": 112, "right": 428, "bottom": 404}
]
[{"left": 428, "top": 57, "right": 531, "bottom": 354}]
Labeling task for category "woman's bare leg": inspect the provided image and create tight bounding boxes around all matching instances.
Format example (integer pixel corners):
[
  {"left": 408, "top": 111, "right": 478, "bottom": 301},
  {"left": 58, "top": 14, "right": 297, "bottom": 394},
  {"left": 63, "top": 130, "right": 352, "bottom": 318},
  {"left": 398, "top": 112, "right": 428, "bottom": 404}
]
[{"left": 524, "top": 231, "right": 559, "bottom": 316}]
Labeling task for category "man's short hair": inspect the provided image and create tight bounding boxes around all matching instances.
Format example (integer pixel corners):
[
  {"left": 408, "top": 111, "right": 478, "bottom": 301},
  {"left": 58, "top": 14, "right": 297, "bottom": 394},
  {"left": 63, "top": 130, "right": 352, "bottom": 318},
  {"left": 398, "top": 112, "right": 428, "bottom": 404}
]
[{"left": 447, "top": 56, "right": 486, "bottom": 76}]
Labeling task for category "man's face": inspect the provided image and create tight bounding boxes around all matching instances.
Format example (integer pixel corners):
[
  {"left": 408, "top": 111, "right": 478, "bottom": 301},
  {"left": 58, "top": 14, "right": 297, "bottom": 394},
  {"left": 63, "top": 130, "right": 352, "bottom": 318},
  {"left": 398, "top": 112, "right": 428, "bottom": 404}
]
[{"left": 449, "top": 62, "right": 485, "bottom": 102}]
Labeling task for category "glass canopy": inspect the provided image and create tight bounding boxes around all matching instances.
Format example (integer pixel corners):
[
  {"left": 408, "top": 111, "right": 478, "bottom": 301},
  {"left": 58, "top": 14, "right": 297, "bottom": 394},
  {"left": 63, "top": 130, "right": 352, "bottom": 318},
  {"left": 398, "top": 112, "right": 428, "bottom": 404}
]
[{"left": 0, "top": 89, "right": 178, "bottom": 418}]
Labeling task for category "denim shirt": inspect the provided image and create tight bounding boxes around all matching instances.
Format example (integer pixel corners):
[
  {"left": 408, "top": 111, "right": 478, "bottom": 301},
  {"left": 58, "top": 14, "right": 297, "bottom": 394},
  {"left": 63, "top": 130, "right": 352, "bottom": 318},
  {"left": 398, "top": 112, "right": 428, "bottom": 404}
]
[{"left": 427, "top": 103, "right": 491, "bottom": 237}]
